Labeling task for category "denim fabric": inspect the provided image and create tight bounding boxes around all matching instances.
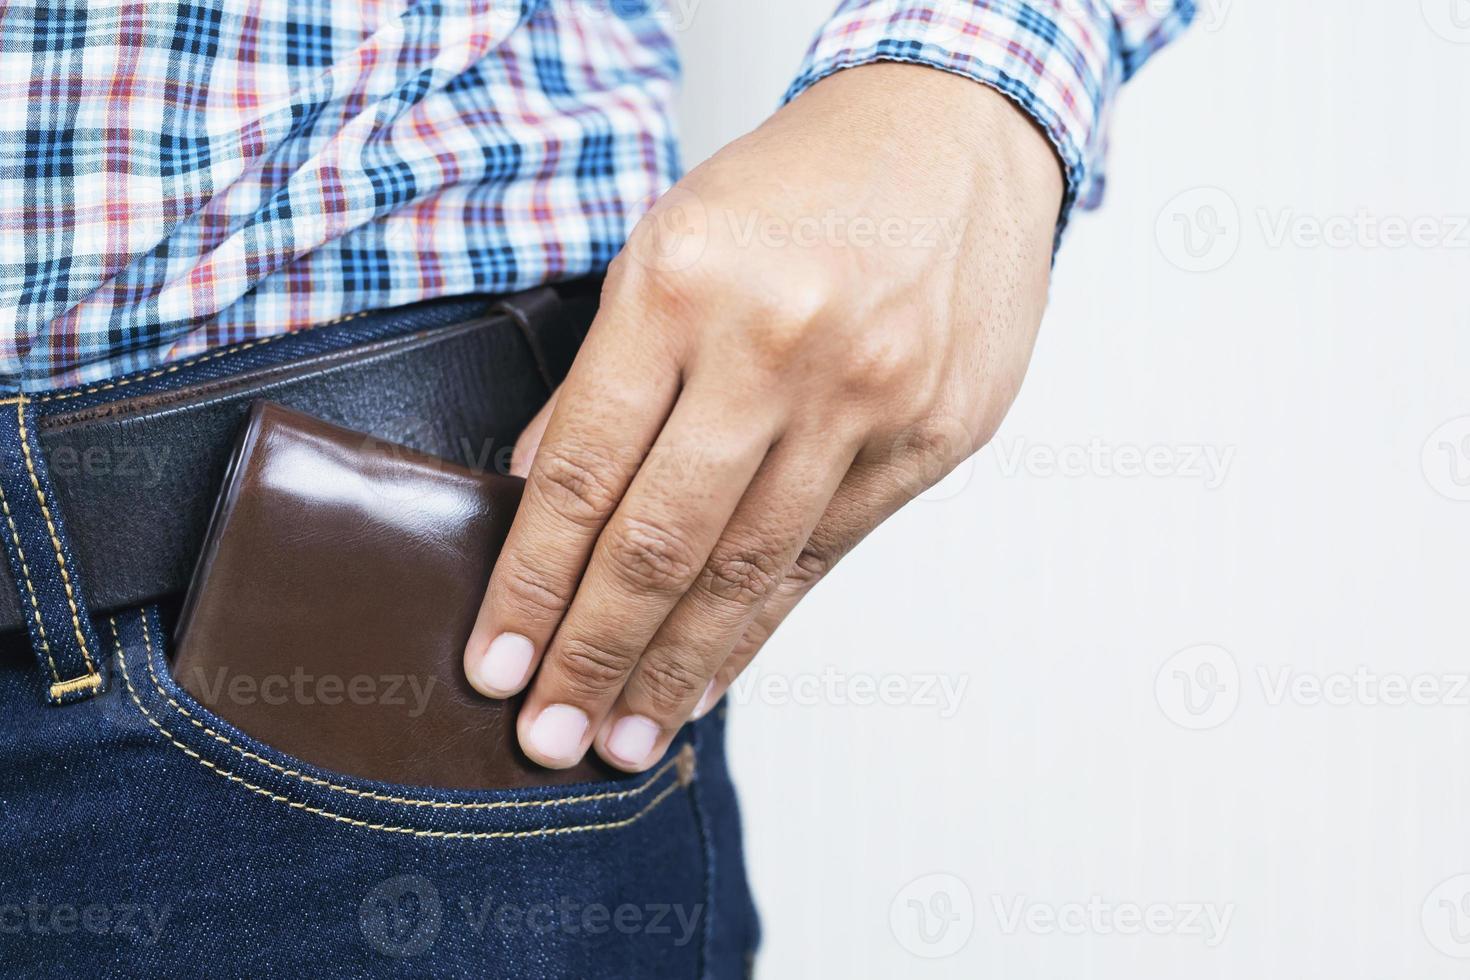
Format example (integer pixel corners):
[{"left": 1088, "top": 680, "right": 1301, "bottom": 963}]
[
  {"left": 0, "top": 298, "right": 759, "bottom": 977},
  {"left": 0, "top": 397, "right": 107, "bottom": 704}
]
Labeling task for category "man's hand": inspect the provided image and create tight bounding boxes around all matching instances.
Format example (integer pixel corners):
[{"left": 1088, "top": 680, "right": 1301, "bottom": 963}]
[{"left": 462, "top": 63, "right": 1062, "bottom": 771}]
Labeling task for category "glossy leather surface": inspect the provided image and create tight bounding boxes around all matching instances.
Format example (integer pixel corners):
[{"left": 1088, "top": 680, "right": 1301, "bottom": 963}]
[{"left": 172, "top": 402, "right": 616, "bottom": 790}]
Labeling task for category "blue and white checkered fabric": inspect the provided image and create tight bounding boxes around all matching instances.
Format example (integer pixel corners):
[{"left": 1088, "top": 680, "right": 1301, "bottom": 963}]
[{"left": 0, "top": 0, "right": 1190, "bottom": 392}]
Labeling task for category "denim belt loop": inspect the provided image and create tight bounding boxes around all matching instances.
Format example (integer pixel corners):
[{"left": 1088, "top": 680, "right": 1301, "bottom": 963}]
[{"left": 0, "top": 394, "right": 106, "bottom": 704}]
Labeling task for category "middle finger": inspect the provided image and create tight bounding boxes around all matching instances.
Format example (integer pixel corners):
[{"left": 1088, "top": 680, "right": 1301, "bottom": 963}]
[{"left": 515, "top": 386, "right": 778, "bottom": 767}]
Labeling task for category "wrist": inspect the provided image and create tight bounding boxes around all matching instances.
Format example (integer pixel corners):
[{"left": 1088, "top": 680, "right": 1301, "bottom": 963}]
[{"left": 775, "top": 62, "right": 1064, "bottom": 237}]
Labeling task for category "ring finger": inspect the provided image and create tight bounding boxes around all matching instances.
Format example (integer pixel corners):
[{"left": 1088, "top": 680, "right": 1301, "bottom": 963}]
[
  {"left": 515, "top": 388, "right": 778, "bottom": 767},
  {"left": 592, "top": 434, "right": 858, "bottom": 770}
]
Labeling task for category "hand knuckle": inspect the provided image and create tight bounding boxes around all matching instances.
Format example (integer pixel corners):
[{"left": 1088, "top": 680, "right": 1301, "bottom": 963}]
[
  {"left": 790, "top": 540, "right": 838, "bottom": 588},
  {"left": 740, "top": 315, "right": 811, "bottom": 372},
  {"left": 500, "top": 562, "right": 572, "bottom": 619},
  {"left": 532, "top": 443, "right": 623, "bottom": 526},
  {"left": 839, "top": 332, "right": 922, "bottom": 393},
  {"left": 735, "top": 620, "right": 772, "bottom": 657},
  {"left": 556, "top": 636, "right": 635, "bottom": 695},
  {"left": 607, "top": 255, "right": 684, "bottom": 314},
  {"left": 615, "top": 247, "right": 731, "bottom": 322},
  {"left": 602, "top": 517, "right": 701, "bottom": 594},
  {"left": 880, "top": 415, "right": 973, "bottom": 487},
  {"left": 733, "top": 267, "right": 813, "bottom": 315},
  {"left": 735, "top": 292, "right": 831, "bottom": 367},
  {"left": 903, "top": 415, "right": 972, "bottom": 460},
  {"left": 636, "top": 657, "right": 705, "bottom": 715},
  {"left": 702, "top": 547, "right": 782, "bottom": 606}
]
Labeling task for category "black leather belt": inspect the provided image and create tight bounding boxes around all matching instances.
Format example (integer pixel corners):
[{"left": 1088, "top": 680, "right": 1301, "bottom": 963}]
[{"left": 2, "top": 282, "right": 598, "bottom": 635}]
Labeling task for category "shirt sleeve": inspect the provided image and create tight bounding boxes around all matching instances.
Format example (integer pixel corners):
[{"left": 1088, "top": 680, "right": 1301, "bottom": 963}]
[{"left": 784, "top": 0, "right": 1196, "bottom": 234}]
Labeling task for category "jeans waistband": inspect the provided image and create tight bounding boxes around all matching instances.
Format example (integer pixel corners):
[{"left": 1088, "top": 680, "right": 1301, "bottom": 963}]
[{"left": 0, "top": 281, "right": 599, "bottom": 704}]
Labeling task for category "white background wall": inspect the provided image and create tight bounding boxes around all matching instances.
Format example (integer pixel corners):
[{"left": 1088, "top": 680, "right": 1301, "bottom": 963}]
[{"left": 672, "top": 2, "right": 1470, "bottom": 977}]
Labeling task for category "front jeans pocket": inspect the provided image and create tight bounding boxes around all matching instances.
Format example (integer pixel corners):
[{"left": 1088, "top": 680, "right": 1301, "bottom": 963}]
[{"left": 3, "top": 606, "right": 719, "bottom": 978}]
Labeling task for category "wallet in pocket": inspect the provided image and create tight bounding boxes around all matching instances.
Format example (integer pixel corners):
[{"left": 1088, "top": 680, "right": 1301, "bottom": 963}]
[{"left": 172, "top": 401, "right": 616, "bottom": 790}]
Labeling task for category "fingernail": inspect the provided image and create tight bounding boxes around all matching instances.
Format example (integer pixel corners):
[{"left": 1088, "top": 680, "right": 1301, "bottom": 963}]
[
  {"left": 525, "top": 704, "right": 589, "bottom": 765},
  {"left": 692, "top": 680, "right": 718, "bottom": 720},
  {"left": 472, "top": 633, "right": 535, "bottom": 696},
  {"left": 605, "top": 714, "right": 661, "bottom": 768}
]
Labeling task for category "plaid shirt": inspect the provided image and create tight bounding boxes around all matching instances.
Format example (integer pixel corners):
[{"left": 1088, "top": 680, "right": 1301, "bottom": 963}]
[{"left": 1, "top": 1, "right": 1191, "bottom": 392}]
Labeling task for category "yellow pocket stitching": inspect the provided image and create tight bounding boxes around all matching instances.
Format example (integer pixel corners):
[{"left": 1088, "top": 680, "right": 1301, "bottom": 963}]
[
  {"left": 115, "top": 627, "right": 682, "bottom": 839},
  {"left": 16, "top": 397, "right": 95, "bottom": 672},
  {"left": 0, "top": 479, "right": 58, "bottom": 683},
  {"left": 127, "top": 613, "right": 679, "bottom": 812}
]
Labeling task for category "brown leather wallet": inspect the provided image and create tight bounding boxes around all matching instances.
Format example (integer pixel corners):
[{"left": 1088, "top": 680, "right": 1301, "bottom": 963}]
[{"left": 172, "top": 401, "right": 617, "bottom": 790}]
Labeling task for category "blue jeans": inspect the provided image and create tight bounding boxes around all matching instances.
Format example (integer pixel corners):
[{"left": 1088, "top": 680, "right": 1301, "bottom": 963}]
[{"left": 0, "top": 299, "right": 759, "bottom": 977}]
